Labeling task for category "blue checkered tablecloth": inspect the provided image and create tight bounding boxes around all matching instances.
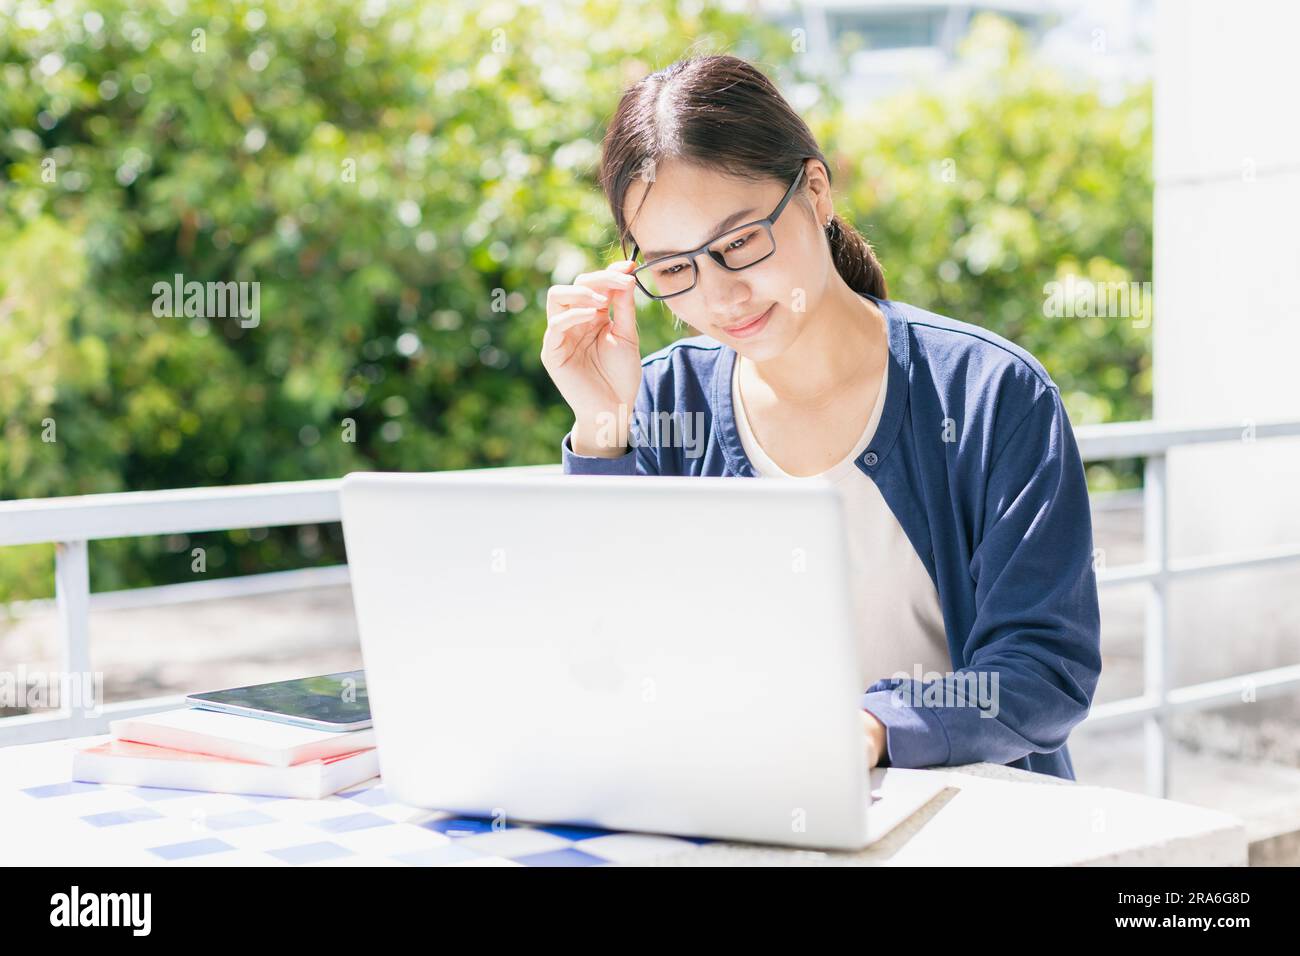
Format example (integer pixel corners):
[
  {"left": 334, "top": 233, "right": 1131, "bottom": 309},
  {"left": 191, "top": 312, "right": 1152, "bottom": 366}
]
[{"left": 5, "top": 738, "right": 710, "bottom": 866}]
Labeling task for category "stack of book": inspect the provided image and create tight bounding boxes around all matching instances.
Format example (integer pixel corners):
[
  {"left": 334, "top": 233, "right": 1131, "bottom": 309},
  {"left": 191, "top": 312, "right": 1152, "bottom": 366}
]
[{"left": 72, "top": 707, "right": 380, "bottom": 799}]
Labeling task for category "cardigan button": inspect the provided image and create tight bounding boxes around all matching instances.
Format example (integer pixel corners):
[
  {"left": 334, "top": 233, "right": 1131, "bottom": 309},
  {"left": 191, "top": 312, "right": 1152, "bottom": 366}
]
[{"left": 863, "top": 451, "right": 879, "bottom": 467}]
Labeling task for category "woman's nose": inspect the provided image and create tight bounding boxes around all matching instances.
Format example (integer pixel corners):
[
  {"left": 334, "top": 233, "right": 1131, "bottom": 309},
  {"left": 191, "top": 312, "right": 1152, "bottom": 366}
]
[{"left": 694, "top": 255, "right": 753, "bottom": 311}]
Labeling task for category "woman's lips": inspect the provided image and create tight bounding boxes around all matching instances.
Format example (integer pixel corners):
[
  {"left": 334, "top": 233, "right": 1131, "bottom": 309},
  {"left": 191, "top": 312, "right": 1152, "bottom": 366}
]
[{"left": 721, "top": 304, "right": 774, "bottom": 339}]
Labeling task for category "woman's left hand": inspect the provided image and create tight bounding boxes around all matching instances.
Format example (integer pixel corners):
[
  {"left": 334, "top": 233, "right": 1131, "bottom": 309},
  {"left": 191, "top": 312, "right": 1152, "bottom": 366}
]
[{"left": 861, "top": 710, "right": 886, "bottom": 768}]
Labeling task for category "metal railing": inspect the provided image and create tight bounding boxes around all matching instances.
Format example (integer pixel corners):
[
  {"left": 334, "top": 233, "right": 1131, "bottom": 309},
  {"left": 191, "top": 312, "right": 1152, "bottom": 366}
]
[
  {"left": 1070, "top": 418, "right": 1300, "bottom": 796},
  {"left": 0, "top": 467, "right": 558, "bottom": 747},
  {"left": 2, "top": 421, "right": 1300, "bottom": 797}
]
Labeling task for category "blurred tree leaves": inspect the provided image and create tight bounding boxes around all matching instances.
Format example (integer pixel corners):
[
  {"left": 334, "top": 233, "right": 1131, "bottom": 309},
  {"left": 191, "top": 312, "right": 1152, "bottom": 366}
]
[
  {"left": 0, "top": 2, "right": 1149, "bottom": 601},
  {"left": 830, "top": 14, "right": 1152, "bottom": 457}
]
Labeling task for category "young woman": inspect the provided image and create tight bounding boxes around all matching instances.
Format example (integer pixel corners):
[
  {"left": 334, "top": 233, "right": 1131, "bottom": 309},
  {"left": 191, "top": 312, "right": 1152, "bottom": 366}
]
[{"left": 540, "top": 54, "right": 1101, "bottom": 780}]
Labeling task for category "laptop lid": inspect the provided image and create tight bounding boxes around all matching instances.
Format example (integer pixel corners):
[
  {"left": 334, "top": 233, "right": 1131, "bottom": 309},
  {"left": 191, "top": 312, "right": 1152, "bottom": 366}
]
[{"left": 340, "top": 471, "right": 871, "bottom": 849}]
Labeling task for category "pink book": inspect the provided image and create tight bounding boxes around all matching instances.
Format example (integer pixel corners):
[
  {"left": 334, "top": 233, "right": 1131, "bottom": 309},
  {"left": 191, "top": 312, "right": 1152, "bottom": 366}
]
[
  {"left": 110, "top": 707, "right": 376, "bottom": 767},
  {"left": 72, "top": 738, "right": 379, "bottom": 799}
]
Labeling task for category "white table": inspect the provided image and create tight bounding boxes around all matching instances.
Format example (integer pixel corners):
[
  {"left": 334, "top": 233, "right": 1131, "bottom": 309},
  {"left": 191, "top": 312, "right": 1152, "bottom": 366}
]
[{"left": 0, "top": 735, "right": 1247, "bottom": 866}]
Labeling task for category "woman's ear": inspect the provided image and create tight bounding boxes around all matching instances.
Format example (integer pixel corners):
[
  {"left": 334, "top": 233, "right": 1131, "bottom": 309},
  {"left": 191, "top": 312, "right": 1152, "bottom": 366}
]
[{"left": 800, "top": 159, "right": 834, "bottom": 226}]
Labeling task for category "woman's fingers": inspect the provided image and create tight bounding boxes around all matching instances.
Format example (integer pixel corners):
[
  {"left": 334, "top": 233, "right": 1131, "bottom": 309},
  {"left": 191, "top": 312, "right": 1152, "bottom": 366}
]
[
  {"left": 607, "top": 275, "right": 638, "bottom": 342},
  {"left": 570, "top": 262, "right": 639, "bottom": 340},
  {"left": 547, "top": 262, "right": 638, "bottom": 314},
  {"left": 861, "top": 710, "right": 885, "bottom": 768},
  {"left": 567, "top": 267, "right": 635, "bottom": 299},
  {"left": 547, "top": 285, "right": 611, "bottom": 313},
  {"left": 546, "top": 306, "right": 605, "bottom": 336},
  {"left": 541, "top": 261, "right": 641, "bottom": 366}
]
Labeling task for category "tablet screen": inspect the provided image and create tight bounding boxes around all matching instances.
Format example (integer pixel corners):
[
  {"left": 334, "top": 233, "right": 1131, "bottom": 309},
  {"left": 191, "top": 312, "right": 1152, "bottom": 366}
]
[{"left": 189, "top": 670, "right": 370, "bottom": 726}]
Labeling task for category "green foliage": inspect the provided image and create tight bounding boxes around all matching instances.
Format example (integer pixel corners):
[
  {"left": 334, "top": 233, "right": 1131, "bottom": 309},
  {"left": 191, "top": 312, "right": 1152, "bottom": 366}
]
[
  {"left": 830, "top": 15, "right": 1153, "bottom": 450},
  {"left": 0, "top": 0, "right": 778, "bottom": 599},
  {"left": 0, "top": 3, "right": 1150, "bottom": 601}
]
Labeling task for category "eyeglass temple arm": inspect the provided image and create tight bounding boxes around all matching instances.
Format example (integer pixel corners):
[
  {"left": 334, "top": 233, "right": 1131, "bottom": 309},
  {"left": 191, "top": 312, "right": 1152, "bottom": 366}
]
[{"left": 770, "top": 163, "right": 805, "bottom": 221}]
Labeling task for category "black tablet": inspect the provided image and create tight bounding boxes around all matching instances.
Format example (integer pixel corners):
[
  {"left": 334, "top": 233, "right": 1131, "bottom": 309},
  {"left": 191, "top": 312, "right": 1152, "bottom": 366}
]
[{"left": 186, "top": 670, "right": 371, "bottom": 731}]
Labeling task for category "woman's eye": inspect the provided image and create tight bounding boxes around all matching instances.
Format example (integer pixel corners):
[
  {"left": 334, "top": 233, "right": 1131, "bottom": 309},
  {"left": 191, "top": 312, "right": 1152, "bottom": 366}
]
[
  {"left": 658, "top": 263, "right": 686, "bottom": 277},
  {"left": 727, "top": 232, "right": 754, "bottom": 251}
]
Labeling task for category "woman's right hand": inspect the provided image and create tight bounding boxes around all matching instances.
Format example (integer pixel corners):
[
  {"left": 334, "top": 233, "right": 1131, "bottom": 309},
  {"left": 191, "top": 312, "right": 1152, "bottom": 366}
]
[{"left": 540, "top": 259, "right": 643, "bottom": 456}]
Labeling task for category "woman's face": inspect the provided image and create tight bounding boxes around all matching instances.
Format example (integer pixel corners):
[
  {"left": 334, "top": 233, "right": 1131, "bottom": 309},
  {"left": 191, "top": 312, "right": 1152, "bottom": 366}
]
[{"left": 623, "top": 159, "right": 834, "bottom": 361}]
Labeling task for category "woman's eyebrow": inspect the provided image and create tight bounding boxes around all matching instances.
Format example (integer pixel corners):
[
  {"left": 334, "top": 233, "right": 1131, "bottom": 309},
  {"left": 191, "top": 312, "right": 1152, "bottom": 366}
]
[{"left": 640, "top": 207, "right": 757, "bottom": 260}]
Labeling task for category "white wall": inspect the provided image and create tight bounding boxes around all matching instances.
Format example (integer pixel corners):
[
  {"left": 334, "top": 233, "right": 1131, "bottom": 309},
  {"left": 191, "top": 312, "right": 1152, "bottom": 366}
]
[{"left": 1155, "top": 0, "right": 1300, "bottom": 685}]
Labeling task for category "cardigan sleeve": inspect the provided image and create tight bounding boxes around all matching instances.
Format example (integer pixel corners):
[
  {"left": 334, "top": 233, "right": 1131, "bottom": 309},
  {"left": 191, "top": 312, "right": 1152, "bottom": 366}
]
[
  {"left": 861, "top": 386, "right": 1102, "bottom": 769},
  {"left": 561, "top": 430, "right": 638, "bottom": 475},
  {"left": 560, "top": 373, "right": 661, "bottom": 476}
]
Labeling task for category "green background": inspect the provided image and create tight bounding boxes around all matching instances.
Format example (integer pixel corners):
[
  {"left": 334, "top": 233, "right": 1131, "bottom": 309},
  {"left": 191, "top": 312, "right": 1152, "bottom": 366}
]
[{"left": 0, "top": 2, "right": 1151, "bottom": 602}]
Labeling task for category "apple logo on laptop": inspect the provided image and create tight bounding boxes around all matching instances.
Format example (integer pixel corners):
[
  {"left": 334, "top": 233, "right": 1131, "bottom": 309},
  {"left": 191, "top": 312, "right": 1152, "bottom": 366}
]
[{"left": 566, "top": 609, "right": 629, "bottom": 695}]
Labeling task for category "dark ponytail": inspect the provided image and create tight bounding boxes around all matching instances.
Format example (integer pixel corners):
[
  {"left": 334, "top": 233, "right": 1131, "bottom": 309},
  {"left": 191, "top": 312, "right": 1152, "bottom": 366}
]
[
  {"left": 599, "top": 54, "right": 887, "bottom": 301},
  {"left": 826, "top": 214, "right": 888, "bottom": 300}
]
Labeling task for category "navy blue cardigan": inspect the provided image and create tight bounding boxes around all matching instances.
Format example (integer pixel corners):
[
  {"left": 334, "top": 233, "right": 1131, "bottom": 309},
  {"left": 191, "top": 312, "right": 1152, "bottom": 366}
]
[{"left": 560, "top": 293, "right": 1102, "bottom": 781}]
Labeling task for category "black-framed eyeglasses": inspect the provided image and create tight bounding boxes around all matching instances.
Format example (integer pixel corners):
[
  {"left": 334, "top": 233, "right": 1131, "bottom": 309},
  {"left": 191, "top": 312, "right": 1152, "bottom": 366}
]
[{"left": 623, "top": 164, "right": 806, "bottom": 301}]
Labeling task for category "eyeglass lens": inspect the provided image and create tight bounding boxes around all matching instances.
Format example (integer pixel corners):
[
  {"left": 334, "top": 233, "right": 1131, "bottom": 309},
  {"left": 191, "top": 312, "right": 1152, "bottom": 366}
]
[{"left": 635, "top": 223, "right": 774, "bottom": 298}]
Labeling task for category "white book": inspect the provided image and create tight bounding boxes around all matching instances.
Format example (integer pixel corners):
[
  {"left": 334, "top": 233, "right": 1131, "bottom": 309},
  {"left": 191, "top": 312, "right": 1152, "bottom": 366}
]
[
  {"left": 110, "top": 707, "right": 376, "bottom": 767},
  {"left": 72, "top": 739, "right": 380, "bottom": 799}
]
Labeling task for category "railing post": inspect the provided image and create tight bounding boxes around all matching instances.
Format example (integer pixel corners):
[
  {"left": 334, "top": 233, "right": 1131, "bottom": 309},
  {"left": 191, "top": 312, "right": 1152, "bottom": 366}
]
[
  {"left": 1143, "top": 456, "right": 1170, "bottom": 798},
  {"left": 55, "top": 540, "right": 93, "bottom": 736}
]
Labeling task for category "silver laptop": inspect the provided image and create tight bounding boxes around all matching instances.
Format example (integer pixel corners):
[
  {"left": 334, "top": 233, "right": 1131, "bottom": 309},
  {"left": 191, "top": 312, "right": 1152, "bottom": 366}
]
[{"left": 340, "top": 470, "right": 948, "bottom": 851}]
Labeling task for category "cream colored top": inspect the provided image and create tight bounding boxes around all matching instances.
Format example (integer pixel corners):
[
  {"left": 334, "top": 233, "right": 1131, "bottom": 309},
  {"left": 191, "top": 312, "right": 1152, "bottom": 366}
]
[{"left": 732, "top": 354, "right": 951, "bottom": 688}]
